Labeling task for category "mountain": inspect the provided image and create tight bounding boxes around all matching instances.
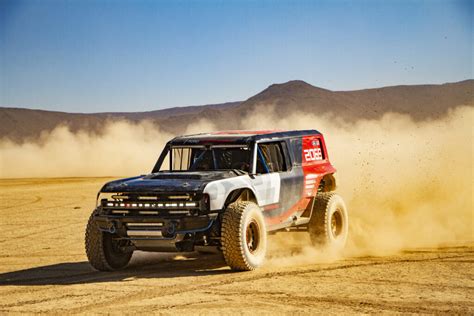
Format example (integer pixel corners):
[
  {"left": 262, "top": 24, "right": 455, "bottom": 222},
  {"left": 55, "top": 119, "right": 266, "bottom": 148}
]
[
  {"left": 235, "top": 79, "right": 473, "bottom": 120},
  {"left": 0, "top": 101, "right": 240, "bottom": 141},
  {"left": 1, "top": 80, "right": 472, "bottom": 141}
]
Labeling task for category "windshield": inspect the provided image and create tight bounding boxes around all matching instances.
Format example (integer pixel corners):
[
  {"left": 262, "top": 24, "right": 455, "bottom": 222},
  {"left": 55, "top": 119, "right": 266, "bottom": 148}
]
[{"left": 171, "top": 146, "right": 251, "bottom": 172}]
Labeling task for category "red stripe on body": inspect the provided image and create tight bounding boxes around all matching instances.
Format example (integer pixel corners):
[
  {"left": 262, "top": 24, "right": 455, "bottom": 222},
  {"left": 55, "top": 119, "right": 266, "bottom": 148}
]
[
  {"left": 263, "top": 203, "right": 280, "bottom": 211},
  {"left": 264, "top": 134, "right": 336, "bottom": 226}
]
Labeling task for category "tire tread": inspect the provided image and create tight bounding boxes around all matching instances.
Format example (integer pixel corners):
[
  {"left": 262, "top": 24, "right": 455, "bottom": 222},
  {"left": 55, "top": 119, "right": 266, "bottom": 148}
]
[
  {"left": 309, "top": 192, "right": 336, "bottom": 246},
  {"left": 85, "top": 209, "right": 114, "bottom": 271},
  {"left": 221, "top": 201, "right": 258, "bottom": 271}
]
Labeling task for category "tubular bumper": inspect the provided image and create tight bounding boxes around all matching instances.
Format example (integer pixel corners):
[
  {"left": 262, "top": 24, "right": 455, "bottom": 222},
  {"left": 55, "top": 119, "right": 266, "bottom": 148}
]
[{"left": 93, "top": 212, "right": 215, "bottom": 241}]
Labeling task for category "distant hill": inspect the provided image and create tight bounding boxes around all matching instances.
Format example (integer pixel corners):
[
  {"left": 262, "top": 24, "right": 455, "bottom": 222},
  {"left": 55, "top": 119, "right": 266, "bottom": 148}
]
[
  {"left": 235, "top": 79, "right": 473, "bottom": 120},
  {"left": 0, "top": 101, "right": 240, "bottom": 141},
  {"left": 1, "top": 80, "right": 472, "bottom": 141}
]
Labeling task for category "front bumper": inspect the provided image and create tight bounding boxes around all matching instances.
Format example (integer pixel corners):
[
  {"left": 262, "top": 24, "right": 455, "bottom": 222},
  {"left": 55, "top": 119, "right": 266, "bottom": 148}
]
[
  {"left": 94, "top": 211, "right": 215, "bottom": 240},
  {"left": 93, "top": 210, "right": 218, "bottom": 252},
  {"left": 94, "top": 191, "right": 218, "bottom": 251}
]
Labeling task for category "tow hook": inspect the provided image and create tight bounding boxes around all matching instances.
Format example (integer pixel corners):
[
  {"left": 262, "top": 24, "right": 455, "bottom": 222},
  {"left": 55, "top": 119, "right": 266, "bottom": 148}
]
[
  {"left": 108, "top": 224, "right": 116, "bottom": 234},
  {"left": 106, "top": 221, "right": 117, "bottom": 234},
  {"left": 162, "top": 221, "right": 178, "bottom": 238}
]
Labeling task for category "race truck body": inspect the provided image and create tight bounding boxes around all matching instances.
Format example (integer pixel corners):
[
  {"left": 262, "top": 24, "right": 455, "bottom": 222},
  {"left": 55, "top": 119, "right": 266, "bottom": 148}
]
[{"left": 85, "top": 130, "right": 348, "bottom": 271}]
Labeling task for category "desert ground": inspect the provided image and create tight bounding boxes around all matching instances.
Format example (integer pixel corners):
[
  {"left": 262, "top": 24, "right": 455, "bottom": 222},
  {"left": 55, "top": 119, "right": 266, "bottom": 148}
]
[{"left": 0, "top": 178, "right": 472, "bottom": 314}]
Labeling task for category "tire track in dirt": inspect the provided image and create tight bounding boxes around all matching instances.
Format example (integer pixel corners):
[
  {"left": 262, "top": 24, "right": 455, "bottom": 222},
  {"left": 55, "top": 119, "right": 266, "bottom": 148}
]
[
  {"left": 1, "top": 194, "right": 90, "bottom": 215},
  {"left": 5, "top": 249, "right": 472, "bottom": 308},
  {"left": 0, "top": 223, "right": 80, "bottom": 244},
  {"left": 0, "top": 251, "right": 471, "bottom": 312},
  {"left": 0, "top": 196, "right": 43, "bottom": 210},
  {"left": 67, "top": 253, "right": 472, "bottom": 313},
  {"left": 0, "top": 253, "right": 84, "bottom": 259},
  {"left": 0, "top": 293, "right": 91, "bottom": 309},
  {"left": 0, "top": 193, "right": 91, "bottom": 242},
  {"left": 179, "top": 291, "right": 474, "bottom": 314},
  {"left": 296, "top": 273, "right": 474, "bottom": 292}
]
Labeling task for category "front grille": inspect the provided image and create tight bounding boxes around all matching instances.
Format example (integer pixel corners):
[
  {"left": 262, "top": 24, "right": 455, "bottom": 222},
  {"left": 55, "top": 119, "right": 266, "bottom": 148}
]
[
  {"left": 99, "top": 192, "right": 209, "bottom": 216},
  {"left": 103, "top": 201, "right": 200, "bottom": 209},
  {"left": 108, "top": 209, "right": 195, "bottom": 217},
  {"left": 126, "top": 222, "right": 164, "bottom": 237}
]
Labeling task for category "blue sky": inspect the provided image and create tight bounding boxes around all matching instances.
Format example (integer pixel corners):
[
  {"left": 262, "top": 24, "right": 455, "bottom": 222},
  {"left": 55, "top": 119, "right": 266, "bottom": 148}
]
[{"left": 0, "top": 0, "right": 472, "bottom": 113}]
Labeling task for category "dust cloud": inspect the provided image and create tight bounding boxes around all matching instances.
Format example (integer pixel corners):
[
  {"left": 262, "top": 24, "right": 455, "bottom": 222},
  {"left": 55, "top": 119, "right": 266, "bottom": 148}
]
[
  {"left": 0, "top": 119, "right": 216, "bottom": 178},
  {"left": 0, "top": 120, "right": 171, "bottom": 178},
  {"left": 0, "top": 105, "right": 472, "bottom": 258},
  {"left": 243, "top": 105, "right": 473, "bottom": 258}
]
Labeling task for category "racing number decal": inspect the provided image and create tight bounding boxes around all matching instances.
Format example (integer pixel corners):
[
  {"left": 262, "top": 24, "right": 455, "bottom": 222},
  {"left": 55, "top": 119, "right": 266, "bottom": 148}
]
[
  {"left": 304, "top": 147, "right": 323, "bottom": 161},
  {"left": 303, "top": 138, "right": 323, "bottom": 162}
]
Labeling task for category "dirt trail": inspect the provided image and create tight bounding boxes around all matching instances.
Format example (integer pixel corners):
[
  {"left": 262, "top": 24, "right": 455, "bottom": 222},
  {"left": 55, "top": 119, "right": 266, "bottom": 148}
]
[{"left": 0, "top": 178, "right": 473, "bottom": 314}]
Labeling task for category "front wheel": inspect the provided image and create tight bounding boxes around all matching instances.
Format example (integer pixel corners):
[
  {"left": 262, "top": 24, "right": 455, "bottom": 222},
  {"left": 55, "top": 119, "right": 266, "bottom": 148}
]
[
  {"left": 309, "top": 193, "right": 348, "bottom": 251},
  {"left": 221, "top": 201, "right": 267, "bottom": 271},
  {"left": 85, "top": 209, "right": 133, "bottom": 271}
]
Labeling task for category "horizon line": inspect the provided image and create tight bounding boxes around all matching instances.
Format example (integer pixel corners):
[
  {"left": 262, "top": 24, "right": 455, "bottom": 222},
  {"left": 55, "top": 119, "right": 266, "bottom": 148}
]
[{"left": 1, "top": 78, "right": 472, "bottom": 115}]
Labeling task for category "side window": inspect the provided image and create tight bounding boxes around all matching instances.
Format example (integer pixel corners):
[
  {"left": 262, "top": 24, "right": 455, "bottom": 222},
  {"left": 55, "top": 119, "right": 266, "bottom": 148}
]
[
  {"left": 159, "top": 151, "right": 170, "bottom": 171},
  {"left": 290, "top": 138, "right": 302, "bottom": 165},
  {"left": 256, "top": 142, "right": 288, "bottom": 174},
  {"left": 152, "top": 145, "right": 170, "bottom": 172}
]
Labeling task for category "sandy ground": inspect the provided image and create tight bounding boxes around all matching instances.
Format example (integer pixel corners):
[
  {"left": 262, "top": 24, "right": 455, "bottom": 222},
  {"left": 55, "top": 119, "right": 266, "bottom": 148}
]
[{"left": 0, "top": 178, "right": 472, "bottom": 314}]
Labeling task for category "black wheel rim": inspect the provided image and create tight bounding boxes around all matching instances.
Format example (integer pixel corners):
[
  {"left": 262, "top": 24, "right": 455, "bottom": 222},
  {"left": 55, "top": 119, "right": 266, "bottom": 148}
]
[
  {"left": 331, "top": 209, "right": 343, "bottom": 238},
  {"left": 104, "top": 233, "right": 131, "bottom": 254},
  {"left": 111, "top": 238, "right": 129, "bottom": 254},
  {"left": 246, "top": 220, "right": 260, "bottom": 254}
]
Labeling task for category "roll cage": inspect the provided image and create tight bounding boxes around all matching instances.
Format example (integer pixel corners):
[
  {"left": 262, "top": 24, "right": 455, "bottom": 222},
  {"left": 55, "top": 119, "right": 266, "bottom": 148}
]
[{"left": 152, "top": 139, "right": 295, "bottom": 176}]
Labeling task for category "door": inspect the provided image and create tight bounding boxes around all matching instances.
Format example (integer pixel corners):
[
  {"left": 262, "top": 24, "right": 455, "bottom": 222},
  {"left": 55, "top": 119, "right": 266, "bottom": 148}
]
[{"left": 251, "top": 140, "right": 303, "bottom": 228}]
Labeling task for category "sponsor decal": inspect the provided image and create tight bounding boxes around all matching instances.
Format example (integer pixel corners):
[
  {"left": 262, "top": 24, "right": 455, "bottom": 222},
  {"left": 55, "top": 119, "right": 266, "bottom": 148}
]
[
  {"left": 303, "top": 147, "right": 323, "bottom": 161},
  {"left": 303, "top": 137, "right": 323, "bottom": 162}
]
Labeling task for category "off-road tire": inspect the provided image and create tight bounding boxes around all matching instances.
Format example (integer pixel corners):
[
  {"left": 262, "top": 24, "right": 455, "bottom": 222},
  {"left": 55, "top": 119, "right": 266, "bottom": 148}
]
[
  {"left": 85, "top": 209, "right": 133, "bottom": 271},
  {"left": 309, "top": 193, "right": 348, "bottom": 251},
  {"left": 221, "top": 201, "right": 267, "bottom": 271}
]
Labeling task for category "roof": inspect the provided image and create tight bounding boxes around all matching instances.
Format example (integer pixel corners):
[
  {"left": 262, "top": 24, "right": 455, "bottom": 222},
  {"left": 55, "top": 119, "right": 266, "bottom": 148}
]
[{"left": 169, "top": 129, "right": 321, "bottom": 145}]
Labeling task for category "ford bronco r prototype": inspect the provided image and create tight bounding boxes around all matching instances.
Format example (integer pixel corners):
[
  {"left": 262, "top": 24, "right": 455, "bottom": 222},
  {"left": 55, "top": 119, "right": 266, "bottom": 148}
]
[{"left": 85, "top": 130, "right": 348, "bottom": 271}]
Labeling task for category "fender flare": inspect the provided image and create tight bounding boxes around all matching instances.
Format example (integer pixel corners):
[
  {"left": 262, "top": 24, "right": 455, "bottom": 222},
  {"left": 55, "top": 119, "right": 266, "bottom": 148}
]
[
  {"left": 319, "top": 173, "right": 336, "bottom": 192},
  {"left": 223, "top": 188, "right": 258, "bottom": 207},
  {"left": 203, "top": 176, "right": 260, "bottom": 211}
]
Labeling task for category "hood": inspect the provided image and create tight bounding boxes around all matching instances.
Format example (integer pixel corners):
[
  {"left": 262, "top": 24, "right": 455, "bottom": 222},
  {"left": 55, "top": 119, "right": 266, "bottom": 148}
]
[{"left": 100, "top": 171, "right": 241, "bottom": 193}]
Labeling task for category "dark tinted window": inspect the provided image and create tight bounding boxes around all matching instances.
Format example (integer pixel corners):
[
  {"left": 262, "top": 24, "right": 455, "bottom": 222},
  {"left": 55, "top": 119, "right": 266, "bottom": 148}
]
[
  {"left": 189, "top": 149, "right": 213, "bottom": 171},
  {"left": 213, "top": 148, "right": 251, "bottom": 171},
  {"left": 256, "top": 142, "right": 288, "bottom": 173},
  {"left": 290, "top": 138, "right": 302, "bottom": 165},
  {"left": 171, "top": 146, "right": 251, "bottom": 171}
]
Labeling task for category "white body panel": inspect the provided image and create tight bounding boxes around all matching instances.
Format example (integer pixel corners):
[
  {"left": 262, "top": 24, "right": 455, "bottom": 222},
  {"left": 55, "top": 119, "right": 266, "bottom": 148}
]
[{"left": 203, "top": 173, "right": 281, "bottom": 211}]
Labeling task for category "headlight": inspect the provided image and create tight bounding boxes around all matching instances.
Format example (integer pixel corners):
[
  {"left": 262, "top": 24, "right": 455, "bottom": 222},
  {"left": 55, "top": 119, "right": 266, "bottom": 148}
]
[
  {"left": 97, "top": 193, "right": 200, "bottom": 209},
  {"left": 96, "top": 192, "right": 127, "bottom": 207}
]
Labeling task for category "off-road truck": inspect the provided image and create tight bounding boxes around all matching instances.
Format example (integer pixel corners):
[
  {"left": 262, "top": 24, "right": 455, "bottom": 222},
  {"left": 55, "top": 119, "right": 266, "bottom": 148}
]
[{"left": 85, "top": 130, "right": 348, "bottom": 271}]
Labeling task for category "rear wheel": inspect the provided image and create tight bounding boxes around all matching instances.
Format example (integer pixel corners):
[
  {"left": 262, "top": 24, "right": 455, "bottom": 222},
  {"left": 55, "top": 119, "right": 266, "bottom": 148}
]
[
  {"left": 85, "top": 209, "right": 133, "bottom": 271},
  {"left": 221, "top": 201, "right": 267, "bottom": 271},
  {"left": 309, "top": 193, "right": 348, "bottom": 251}
]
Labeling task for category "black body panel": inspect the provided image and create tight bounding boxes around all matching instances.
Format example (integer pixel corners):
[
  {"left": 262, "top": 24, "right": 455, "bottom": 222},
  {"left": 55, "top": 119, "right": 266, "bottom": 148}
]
[
  {"left": 169, "top": 129, "right": 321, "bottom": 146},
  {"left": 101, "top": 171, "right": 239, "bottom": 193}
]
